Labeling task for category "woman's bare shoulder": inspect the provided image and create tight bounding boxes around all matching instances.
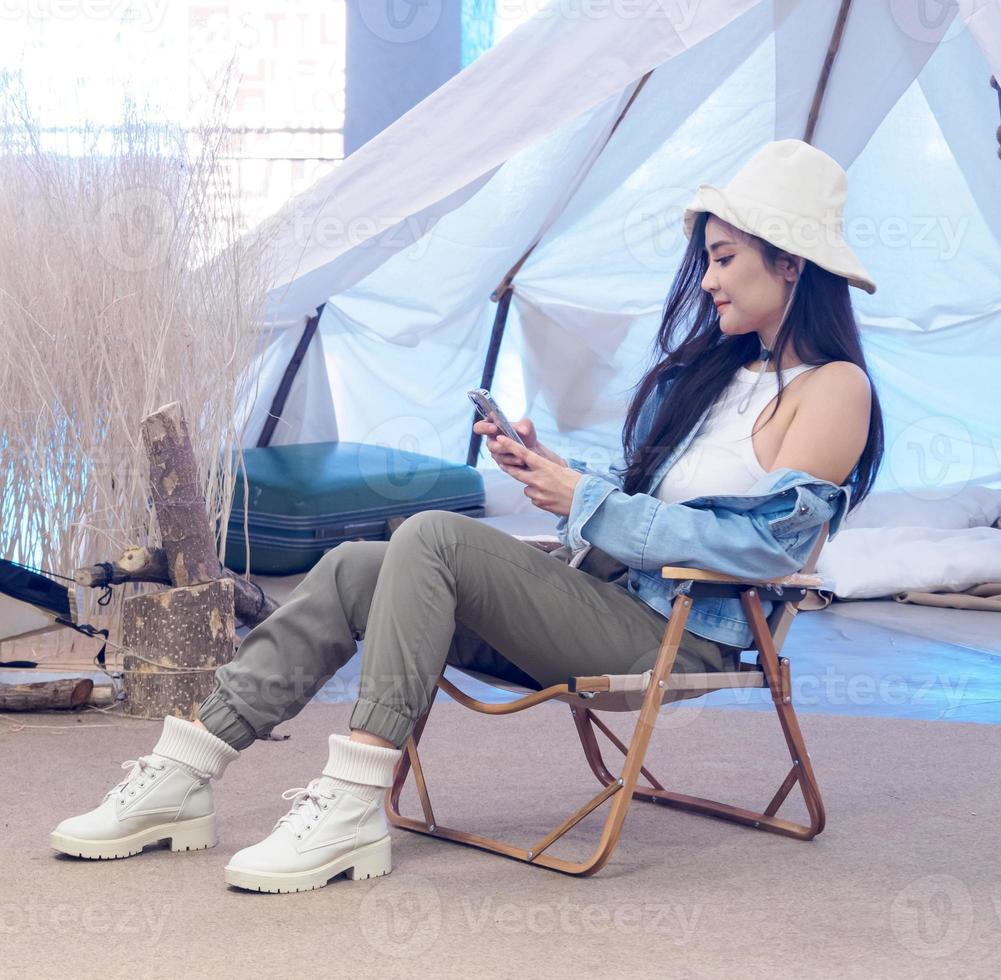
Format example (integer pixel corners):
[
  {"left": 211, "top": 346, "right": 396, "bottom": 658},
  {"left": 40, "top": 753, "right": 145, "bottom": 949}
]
[
  {"left": 771, "top": 362, "right": 871, "bottom": 483},
  {"left": 808, "top": 360, "right": 870, "bottom": 386},
  {"left": 805, "top": 360, "right": 872, "bottom": 411},
  {"left": 801, "top": 360, "right": 872, "bottom": 440}
]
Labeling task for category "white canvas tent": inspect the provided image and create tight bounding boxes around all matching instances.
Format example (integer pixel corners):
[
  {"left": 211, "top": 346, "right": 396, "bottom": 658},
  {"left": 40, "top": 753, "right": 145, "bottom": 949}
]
[{"left": 237, "top": 0, "right": 1001, "bottom": 510}]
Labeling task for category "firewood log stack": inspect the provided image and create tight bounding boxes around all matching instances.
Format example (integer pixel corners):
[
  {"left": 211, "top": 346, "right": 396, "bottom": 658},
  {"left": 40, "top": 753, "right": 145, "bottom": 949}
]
[{"left": 112, "top": 402, "right": 268, "bottom": 720}]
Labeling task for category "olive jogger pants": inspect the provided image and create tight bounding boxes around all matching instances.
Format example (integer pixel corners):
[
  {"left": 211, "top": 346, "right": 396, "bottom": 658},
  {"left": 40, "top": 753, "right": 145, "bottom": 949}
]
[{"left": 196, "top": 510, "right": 742, "bottom": 750}]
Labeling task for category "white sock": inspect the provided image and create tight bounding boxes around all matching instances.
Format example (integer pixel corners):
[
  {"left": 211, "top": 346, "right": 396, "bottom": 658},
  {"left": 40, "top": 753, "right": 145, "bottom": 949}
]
[
  {"left": 151, "top": 715, "right": 240, "bottom": 780},
  {"left": 320, "top": 733, "right": 402, "bottom": 803}
]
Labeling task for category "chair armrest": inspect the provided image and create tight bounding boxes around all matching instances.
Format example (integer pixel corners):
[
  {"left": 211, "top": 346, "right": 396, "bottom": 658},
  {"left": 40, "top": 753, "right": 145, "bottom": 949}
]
[{"left": 660, "top": 565, "right": 823, "bottom": 589}]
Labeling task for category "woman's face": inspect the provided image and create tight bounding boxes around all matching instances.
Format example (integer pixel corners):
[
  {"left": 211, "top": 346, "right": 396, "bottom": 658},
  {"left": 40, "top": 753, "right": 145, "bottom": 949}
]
[{"left": 700, "top": 216, "right": 799, "bottom": 338}]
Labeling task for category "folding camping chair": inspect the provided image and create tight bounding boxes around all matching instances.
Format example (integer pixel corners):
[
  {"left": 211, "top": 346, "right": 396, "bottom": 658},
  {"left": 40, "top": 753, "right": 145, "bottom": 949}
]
[{"left": 386, "top": 522, "right": 830, "bottom": 876}]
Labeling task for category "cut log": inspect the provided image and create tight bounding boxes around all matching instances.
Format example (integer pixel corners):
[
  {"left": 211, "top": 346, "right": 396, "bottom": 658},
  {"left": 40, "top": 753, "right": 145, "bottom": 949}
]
[
  {"left": 75, "top": 545, "right": 278, "bottom": 627},
  {"left": 87, "top": 684, "right": 116, "bottom": 707},
  {"left": 141, "top": 401, "right": 223, "bottom": 587},
  {"left": 121, "top": 579, "right": 235, "bottom": 720},
  {"left": 0, "top": 677, "right": 94, "bottom": 711}
]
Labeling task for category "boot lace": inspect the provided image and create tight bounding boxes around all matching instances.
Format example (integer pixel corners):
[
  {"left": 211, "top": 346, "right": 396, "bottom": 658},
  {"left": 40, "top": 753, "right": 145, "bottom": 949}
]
[
  {"left": 275, "top": 778, "right": 337, "bottom": 838},
  {"left": 105, "top": 755, "right": 167, "bottom": 803}
]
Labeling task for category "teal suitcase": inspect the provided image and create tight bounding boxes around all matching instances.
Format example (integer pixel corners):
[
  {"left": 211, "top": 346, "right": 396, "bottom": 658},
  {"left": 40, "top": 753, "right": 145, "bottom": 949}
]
[{"left": 224, "top": 442, "right": 485, "bottom": 575}]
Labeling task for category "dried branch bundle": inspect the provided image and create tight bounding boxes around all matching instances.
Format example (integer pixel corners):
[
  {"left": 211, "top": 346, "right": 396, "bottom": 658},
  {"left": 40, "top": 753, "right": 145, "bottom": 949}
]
[{"left": 0, "top": 73, "right": 282, "bottom": 646}]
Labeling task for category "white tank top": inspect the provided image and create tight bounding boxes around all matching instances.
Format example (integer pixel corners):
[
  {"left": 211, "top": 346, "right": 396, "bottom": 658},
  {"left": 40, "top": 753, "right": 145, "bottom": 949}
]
[{"left": 651, "top": 363, "right": 818, "bottom": 505}]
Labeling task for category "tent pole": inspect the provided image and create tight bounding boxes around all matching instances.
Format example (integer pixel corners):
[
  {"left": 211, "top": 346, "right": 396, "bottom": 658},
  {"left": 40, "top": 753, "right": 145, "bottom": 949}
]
[
  {"left": 991, "top": 76, "right": 1000, "bottom": 160},
  {"left": 488, "top": 69, "right": 655, "bottom": 302},
  {"left": 466, "top": 70, "right": 655, "bottom": 468},
  {"left": 803, "top": 0, "right": 854, "bottom": 144},
  {"left": 466, "top": 284, "right": 514, "bottom": 467},
  {"left": 257, "top": 303, "right": 326, "bottom": 448}
]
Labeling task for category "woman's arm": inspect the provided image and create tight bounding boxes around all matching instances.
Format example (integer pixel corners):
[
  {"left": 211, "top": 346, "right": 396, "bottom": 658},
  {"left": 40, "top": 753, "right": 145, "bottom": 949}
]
[
  {"left": 559, "top": 474, "right": 813, "bottom": 577},
  {"left": 771, "top": 362, "right": 871, "bottom": 485}
]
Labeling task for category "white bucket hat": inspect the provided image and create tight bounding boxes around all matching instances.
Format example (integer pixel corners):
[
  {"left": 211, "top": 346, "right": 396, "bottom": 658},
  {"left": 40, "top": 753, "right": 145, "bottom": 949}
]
[{"left": 683, "top": 139, "right": 876, "bottom": 294}]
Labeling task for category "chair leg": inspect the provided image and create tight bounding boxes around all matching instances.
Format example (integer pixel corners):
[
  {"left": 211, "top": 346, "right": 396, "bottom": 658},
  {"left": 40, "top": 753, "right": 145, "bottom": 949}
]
[
  {"left": 741, "top": 588, "right": 826, "bottom": 836},
  {"left": 384, "top": 596, "right": 697, "bottom": 875},
  {"left": 570, "top": 700, "right": 665, "bottom": 792},
  {"left": 567, "top": 589, "right": 825, "bottom": 840}
]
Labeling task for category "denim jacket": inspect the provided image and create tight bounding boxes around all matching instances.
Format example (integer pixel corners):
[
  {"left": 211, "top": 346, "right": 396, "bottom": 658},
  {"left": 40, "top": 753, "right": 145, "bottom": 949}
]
[{"left": 554, "top": 371, "right": 852, "bottom": 650}]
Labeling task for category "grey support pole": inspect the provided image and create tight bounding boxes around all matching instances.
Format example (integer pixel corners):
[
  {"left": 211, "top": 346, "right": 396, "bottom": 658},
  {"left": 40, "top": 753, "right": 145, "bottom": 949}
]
[
  {"left": 991, "top": 76, "right": 1000, "bottom": 160},
  {"left": 257, "top": 304, "right": 326, "bottom": 448},
  {"left": 465, "top": 284, "right": 514, "bottom": 467}
]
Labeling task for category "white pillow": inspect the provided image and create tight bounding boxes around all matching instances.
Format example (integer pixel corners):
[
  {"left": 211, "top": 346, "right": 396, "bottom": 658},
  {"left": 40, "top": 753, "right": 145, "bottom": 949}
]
[
  {"left": 843, "top": 483, "right": 1001, "bottom": 531},
  {"left": 817, "top": 526, "right": 1001, "bottom": 599}
]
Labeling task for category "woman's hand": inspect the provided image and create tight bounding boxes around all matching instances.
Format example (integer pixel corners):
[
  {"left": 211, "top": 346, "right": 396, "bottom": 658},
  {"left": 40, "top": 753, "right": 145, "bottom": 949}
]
[
  {"left": 473, "top": 416, "right": 567, "bottom": 469},
  {"left": 494, "top": 436, "right": 583, "bottom": 518}
]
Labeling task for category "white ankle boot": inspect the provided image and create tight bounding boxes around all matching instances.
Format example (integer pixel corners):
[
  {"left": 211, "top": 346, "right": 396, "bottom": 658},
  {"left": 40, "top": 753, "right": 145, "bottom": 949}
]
[
  {"left": 50, "top": 715, "right": 239, "bottom": 860},
  {"left": 224, "top": 734, "right": 402, "bottom": 894}
]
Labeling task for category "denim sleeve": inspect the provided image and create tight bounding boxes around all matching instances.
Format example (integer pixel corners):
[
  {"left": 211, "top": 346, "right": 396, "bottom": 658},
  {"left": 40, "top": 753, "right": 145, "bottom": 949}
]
[
  {"left": 555, "top": 456, "right": 624, "bottom": 549},
  {"left": 559, "top": 476, "right": 805, "bottom": 579}
]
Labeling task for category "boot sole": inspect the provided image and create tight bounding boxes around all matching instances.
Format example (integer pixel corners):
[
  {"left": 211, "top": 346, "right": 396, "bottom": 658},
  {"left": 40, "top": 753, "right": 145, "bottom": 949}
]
[
  {"left": 50, "top": 813, "right": 217, "bottom": 859},
  {"left": 224, "top": 835, "right": 392, "bottom": 894}
]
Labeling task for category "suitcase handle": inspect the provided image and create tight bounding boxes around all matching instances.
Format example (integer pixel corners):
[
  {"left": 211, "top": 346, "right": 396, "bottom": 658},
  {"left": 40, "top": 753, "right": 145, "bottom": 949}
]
[
  {"left": 315, "top": 520, "right": 376, "bottom": 538},
  {"left": 314, "top": 515, "right": 408, "bottom": 540}
]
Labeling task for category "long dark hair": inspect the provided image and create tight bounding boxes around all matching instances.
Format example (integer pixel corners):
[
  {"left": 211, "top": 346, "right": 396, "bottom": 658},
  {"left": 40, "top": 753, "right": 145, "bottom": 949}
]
[{"left": 618, "top": 212, "right": 883, "bottom": 512}]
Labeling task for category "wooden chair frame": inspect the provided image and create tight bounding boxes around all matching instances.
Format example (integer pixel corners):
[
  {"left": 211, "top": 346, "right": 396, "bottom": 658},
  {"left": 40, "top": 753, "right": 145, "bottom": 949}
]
[{"left": 386, "top": 526, "right": 829, "bottom": 877}]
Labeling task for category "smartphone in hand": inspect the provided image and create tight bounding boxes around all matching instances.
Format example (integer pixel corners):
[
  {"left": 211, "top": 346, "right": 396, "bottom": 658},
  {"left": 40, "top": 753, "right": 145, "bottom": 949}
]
[{"left": 467, "top": 388, "right": 527, "bottom": 447}]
